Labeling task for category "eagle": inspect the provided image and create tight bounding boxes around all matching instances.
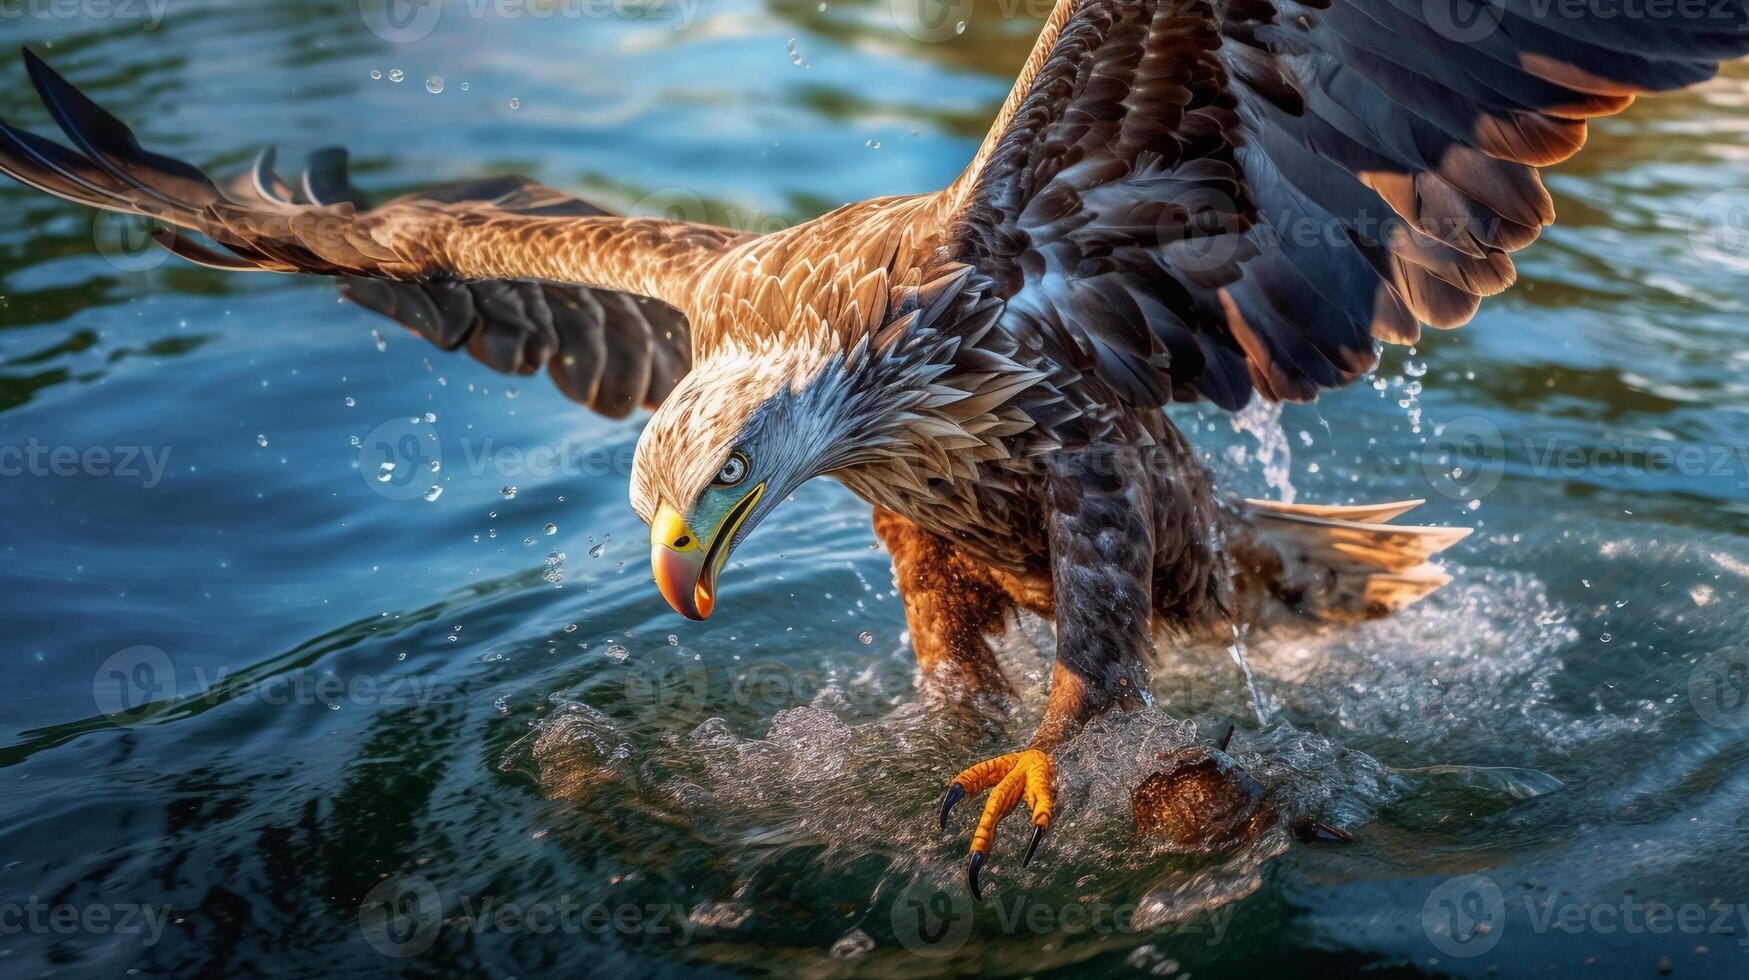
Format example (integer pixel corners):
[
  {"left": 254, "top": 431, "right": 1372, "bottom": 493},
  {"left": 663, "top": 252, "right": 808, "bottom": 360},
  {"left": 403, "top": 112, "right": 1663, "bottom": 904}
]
[{"left": 3, "top": 0, "right": 1744, "bottom": 898}]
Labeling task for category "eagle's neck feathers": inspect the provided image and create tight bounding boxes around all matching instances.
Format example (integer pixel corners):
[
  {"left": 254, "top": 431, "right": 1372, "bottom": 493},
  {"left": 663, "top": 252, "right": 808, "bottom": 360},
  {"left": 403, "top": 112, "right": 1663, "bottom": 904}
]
[{"left": 672, "top": 194, "right": 1064, "bottom": 536}]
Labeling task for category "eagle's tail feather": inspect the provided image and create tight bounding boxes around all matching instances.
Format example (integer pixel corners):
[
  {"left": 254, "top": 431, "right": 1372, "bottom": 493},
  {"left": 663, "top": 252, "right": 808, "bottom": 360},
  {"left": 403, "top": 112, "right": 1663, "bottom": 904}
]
[{"left": 1227, "top": 497, "right": 1471, "bottom": 626}]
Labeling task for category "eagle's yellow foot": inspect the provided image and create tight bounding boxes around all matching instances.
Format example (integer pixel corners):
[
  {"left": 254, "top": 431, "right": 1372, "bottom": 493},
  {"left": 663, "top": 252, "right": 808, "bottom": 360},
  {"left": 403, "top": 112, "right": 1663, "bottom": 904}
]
[{"left": 937, "top": 748, "right": 1055, "bottom": 900}]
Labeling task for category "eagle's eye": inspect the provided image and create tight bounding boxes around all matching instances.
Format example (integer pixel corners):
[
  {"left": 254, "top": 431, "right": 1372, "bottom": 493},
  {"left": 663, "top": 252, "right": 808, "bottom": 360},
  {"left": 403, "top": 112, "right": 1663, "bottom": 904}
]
[{"left": 711, "top": 451, "right": 749, "bottom": 489}]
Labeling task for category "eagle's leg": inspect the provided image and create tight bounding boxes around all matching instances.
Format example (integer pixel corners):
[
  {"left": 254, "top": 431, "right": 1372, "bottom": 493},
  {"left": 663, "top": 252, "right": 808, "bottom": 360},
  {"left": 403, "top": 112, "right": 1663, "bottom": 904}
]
[
  {"left": 939, "top": 446, "right": 1155, "bottom": 898},
  {"left": 871, "top": 507, "right": 1016, "bottom": 698}
]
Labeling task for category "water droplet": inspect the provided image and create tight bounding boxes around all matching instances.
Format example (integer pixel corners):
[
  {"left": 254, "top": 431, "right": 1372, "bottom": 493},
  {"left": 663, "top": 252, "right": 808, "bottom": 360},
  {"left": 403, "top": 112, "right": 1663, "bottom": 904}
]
[
  {"left": 588, "top": 543, "right": 606, "bottom": 558},
  {"left": 369, "top": 70, "right": 383, "bottom": 80},
  {"left": 256, "top": 433, "right": 268, "bottom": 448},
  {"left": 349, "top": 435, "right": 361, "bottom": 447},
  {"left": 423, "top": 485, "right": 443, "bottom": 502},
  {"left": 460, "top": 81, "right": 470, "bottom": 92},
  {"left": 423, "top": 412, "right": 437, "bottom": 423},
  {"left": 387, "top": 68, "right": 405, "bottom": 83},
  {"left": 865, "top": 139, "right": 880, "bottom": 149},
  {"left": 667, "top": 634, "right": 679, "bottom": 646},
  {"left": 446, "top": 634, "right": 458, "bottom": 642},
  {"left": 858, "top": 631, "right": 874, "bottom": 645},
  {"left": 544, "top": 522, "right": 557, "bottom": 535},
  {"left": 371, "top": 329, "right": 387, "bottom": 351},
  {"left": 604, "top": 644, "right": 629, "bottom": 663},
  {"left": 425, "top": 75, "right": 444, "bottom": 94},
  {"left": 955, "top": 20, "right": 967, "bottom": 33},
  {"left": 501, "top": 486, "right": 518, "bottom": 499},
  {"left": 523, "top": 536, "right": 536, "bottom": 546},
  {"left": 429, "top": 460, "right": 441, "bottom": 473},
  {"left": 344, "top": 396, "right": 356, "bottom": 407},
  {"left": 508, "top": 97, "right": 521, "bottom": 110},
  {"left": 563, "top": 623, "right": 578, "bottom": 633}
]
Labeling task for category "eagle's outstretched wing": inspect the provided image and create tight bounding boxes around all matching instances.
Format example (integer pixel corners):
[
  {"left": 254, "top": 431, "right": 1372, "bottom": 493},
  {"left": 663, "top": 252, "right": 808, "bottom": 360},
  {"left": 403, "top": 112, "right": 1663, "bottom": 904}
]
[
  {"left": 938, "top": 0, "right": 1749, "bottom": 409},
  {"left": 0, "top": 49, "right": 746, "bottom": 417}
]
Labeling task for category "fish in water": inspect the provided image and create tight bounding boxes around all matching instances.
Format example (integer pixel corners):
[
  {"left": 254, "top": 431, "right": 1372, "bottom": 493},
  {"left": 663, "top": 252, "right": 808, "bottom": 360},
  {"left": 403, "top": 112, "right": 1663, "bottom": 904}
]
[{"left": 1131, "top": 727, "right": 1355, "bottom": 853}]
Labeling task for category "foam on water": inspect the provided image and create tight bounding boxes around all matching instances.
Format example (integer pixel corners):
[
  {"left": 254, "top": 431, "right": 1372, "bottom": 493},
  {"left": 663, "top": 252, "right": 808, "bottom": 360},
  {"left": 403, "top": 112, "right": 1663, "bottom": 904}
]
[
  {"left": 501, "top": 520, "right": 1713, "bottom": 966},
  {"left": 509, "top": 605, "right": 1415, "bottom": 958}
]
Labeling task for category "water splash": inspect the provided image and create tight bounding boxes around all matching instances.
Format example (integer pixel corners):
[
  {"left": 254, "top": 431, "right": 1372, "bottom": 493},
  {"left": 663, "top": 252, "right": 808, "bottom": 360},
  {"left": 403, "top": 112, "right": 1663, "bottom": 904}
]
[
  {"left": 1228, "top": 398, "right": 1294, "bottom": 503},
  {"left": 1226, "top": 624, "right": 1270, "bottom": 726}
]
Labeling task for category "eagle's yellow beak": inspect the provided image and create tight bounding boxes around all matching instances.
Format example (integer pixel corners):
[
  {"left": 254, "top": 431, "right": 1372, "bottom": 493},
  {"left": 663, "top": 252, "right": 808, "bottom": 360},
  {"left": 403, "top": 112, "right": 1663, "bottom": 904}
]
[
  {"left": 649, "top": 484, "right": 763, "bottom": 621},
  {"left": 651, "top": 504, "right": 711, "bottom": 620}
]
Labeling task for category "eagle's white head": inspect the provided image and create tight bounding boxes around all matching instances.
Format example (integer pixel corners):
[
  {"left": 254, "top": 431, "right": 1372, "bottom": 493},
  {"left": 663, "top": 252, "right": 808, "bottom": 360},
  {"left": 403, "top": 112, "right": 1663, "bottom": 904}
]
[{"left": 629, "top": 337, "right": 878, "bottom": 620}]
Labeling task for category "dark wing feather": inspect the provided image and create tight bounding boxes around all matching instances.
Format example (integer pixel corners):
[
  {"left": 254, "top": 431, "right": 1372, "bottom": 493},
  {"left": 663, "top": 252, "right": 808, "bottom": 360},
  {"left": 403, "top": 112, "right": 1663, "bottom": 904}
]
[
  {"left": 339, "top": 278, "right": 689, "bottom": 417},
  {"left": 329, "top": 176, "right": 692, "bottom": 416},
  {"left": 940, "top": 0, "right": 1749, "bottom": 409},
  {"left": 0, "top": 49, "right": 738, "bottom": 416}
]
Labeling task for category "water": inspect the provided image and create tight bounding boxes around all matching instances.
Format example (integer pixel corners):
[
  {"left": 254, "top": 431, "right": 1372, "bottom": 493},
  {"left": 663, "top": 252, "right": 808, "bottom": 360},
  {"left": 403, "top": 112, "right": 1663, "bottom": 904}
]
[{"left": 1, "top": 2, "right": 1748, "bottom": 976}]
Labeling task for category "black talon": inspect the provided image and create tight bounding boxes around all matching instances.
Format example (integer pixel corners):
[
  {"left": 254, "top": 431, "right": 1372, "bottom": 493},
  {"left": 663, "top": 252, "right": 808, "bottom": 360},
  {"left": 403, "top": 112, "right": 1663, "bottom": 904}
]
[
  {"left": 938, "top": 783, "right": 965, "bottom": 831},
  {"left": 1292, "top": 817, "right": 1355, "bottom": 844},
  {"left": 1022, "top": 824, "right": 1047, "bottom": 868},
  {"left": 967, "top": 850, "right": 986, "bottom": 901},
  {"left": 1217, "top": 722, "right": 1235, "bottom": 752}
]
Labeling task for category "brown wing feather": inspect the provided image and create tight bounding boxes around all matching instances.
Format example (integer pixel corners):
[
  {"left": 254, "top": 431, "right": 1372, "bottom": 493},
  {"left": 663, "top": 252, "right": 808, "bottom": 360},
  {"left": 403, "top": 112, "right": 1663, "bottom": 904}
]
[
  {"left": 0, "top": 49, "right": 742, "bottom": 414},
  {"left": 937, "top": 0, "right": 1749, "bottom": 410}
]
